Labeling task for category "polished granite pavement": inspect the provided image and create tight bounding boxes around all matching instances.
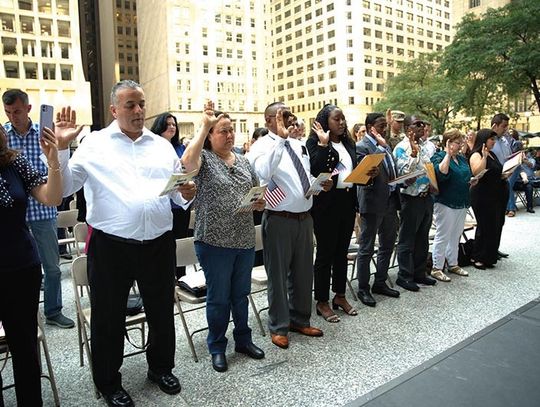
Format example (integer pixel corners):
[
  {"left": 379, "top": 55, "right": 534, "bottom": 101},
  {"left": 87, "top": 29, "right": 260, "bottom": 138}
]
[{"left": 2, "top": 206, "right": 539, "bottom": 406}]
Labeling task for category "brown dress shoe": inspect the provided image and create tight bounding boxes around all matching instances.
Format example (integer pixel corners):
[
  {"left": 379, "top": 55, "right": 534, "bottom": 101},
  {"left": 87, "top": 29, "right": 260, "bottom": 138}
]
[
  {"left": 271, "top": 334, "right": 289, "bottom": 349},
  {"left": 289, "top": 325, "right": 324, "bottom": 337}
]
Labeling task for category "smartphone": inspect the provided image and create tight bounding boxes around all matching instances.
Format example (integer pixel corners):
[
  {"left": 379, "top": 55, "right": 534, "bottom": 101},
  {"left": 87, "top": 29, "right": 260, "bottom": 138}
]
[{"left": 39, "top": 104, "right": 54, "bottom": 136}]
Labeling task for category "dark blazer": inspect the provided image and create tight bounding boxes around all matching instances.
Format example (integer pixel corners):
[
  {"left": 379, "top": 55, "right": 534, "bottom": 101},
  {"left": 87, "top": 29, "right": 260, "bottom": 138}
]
[
  {"left": 356, "top": 134, "right": 400, "bottom": 215},
  {"left": 306, "top": 135, "right": 358, "bottom": 213}
]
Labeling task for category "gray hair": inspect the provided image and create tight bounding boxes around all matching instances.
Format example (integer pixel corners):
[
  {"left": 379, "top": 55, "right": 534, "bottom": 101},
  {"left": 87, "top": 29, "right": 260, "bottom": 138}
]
[{"left": 110, "top": 80, "right": 142, "bottom": 106}]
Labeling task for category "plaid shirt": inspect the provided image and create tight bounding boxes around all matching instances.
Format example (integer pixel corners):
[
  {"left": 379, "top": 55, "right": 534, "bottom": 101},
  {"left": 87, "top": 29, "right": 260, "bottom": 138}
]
[{"left": 4, "top": 122, "right": 57, "bottom": 221}]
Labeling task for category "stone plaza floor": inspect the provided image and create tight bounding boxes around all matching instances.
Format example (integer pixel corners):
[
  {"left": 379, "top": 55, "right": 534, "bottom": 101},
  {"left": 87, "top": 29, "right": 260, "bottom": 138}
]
[{"left": 2, "top": 205, "right": 539, "bottom": 406}]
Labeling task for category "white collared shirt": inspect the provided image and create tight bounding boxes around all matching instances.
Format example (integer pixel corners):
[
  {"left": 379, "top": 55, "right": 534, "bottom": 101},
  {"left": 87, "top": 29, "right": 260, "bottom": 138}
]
[
  {"left": 246, "top": 131, "right": 313, "bottom": 212},
  {"left": 58, "top": 120, "right": 188, "bottom": 240},
  {"left": 330, "top": 140, "right": 353, "bottom": 189}
]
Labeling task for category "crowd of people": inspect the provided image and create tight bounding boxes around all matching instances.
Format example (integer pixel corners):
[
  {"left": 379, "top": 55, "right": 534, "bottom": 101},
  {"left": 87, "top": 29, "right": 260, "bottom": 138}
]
[{"left": 1, "top": 81, "right": 538, "bottom": 406}]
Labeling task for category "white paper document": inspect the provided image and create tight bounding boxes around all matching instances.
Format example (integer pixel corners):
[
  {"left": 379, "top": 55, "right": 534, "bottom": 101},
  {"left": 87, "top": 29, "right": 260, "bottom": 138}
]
[
  {"left": 388, "top": 169, "right": 426, "bottom": 186},
  {"left": 502, "top": 152, "right": 522, "bottom": 175},
  {"left": 471, "top": 169, "right": 488, "bottom": 183},
  {"left": 159, "top": 169, "right": 198, "bottom": 196},
  {"left": 305, "top": 172, "right": 332, "bottom": 197},
  {"left": 236, "top": 186, "right": 267, "bottom": 213}
]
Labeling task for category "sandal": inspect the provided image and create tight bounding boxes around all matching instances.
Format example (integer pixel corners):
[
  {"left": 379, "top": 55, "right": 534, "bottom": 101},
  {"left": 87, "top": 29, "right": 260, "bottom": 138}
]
[
  {"left": 316, "top": 302, "right": 340, "bottom": 323},
  {"left": 431, "top": 269, "right": 451, "bottom": 282},
  {"left": 332, "top": 295, "right": 358, "bottom": 316},
  {"left": 448, "top": 265, "right": 468, "bottom": 276},
  {"left": 506, "top": 210, "right": 515, "bottom": 217}
]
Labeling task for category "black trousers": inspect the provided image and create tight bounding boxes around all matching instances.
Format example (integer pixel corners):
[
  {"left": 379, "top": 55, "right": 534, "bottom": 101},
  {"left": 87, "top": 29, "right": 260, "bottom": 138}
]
[
  {"left": 396, "top": 194, "right": 433, "bottom": 281},
  {"left": 312, "top": 189, "right": 356, "bottom": 302},
  {"left": 0, "top": 265, "right": 42, "bottom": 406},
  {"left": 88, "top": 229, "right": 176, "bottom": 395},
  {"left": 171, "top": 206, "right": 191, "bottom": 279}
]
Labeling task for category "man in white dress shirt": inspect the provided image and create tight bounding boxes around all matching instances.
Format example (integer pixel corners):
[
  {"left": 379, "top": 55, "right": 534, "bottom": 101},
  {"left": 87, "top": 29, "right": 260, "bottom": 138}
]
[
  {"left": 247, "top": 102, "right": 330, "bottom": 350},
  {"left": 56, "top": 80, "right": 195, "bottom": 407}
]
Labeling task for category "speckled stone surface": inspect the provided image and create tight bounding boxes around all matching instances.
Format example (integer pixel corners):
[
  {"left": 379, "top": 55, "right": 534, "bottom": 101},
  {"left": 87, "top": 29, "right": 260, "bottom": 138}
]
[{"left": 2, "top": 208, "right": 539, "bottom": 406}]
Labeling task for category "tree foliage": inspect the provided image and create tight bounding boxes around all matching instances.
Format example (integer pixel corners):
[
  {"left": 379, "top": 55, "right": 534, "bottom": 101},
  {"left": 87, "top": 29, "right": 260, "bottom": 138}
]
[
  {"left": 374, "top": 53, "right": 462, "bottom": 133},
  {"left": 441, "top": 0, "right": 540, "bottom": 111}
]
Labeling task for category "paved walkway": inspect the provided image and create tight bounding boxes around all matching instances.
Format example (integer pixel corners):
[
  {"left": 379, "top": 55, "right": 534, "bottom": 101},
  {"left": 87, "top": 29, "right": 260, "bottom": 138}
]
[{"left": 2, "top": 206, "right": 539, "bottom": 406}]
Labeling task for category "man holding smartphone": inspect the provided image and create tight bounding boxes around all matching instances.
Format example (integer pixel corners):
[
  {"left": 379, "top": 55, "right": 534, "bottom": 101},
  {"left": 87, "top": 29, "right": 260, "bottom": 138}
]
[{"left": 2, "top": 89, "right": 75, "bottom": 329}]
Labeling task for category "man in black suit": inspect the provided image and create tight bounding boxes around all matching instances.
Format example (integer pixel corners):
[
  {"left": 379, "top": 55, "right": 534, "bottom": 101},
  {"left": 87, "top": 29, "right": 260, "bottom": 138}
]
[{"left": 355, "top": 113, "right": 400, "bottom": 306}]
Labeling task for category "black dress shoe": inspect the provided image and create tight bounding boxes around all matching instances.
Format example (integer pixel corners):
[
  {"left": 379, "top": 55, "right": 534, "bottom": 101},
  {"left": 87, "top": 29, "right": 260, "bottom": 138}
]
[
  {"left": 235, "top": 342, "right": 265, "bottom": 359},
  {"left": 372, "top": 284, "right": 400, "bottom": 298},
  {"left": 414, "top": 276, "right": 437, "bottom": 286},
  {"left": 396, "top": 278, "right": 420, "bottom": 292},
  {"left": 211, "top": 353, "right": 228, "bottom": 372},
  {"left": 497, "top": 250, "right": 509, "bottom": 258},
  {"left": 60, "top": 253, "right": 73, "bottom": 260},
  {"left": 147, "top": 370, "right": 181, "bottom": 395},
  {"left": 357, "top": 290, "right": 376, "bottom": 307},
  {"left": 102, "top": 388, "right": 134, "bottom": 407}
]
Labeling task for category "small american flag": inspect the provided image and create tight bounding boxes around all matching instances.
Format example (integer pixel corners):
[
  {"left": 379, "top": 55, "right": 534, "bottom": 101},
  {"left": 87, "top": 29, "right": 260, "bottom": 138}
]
[
  {"left": 331, "top": 161, "right": 345, "bottom": 176},
  {"left": 264, "top": 178, "right": 286, "bottom": 208}
]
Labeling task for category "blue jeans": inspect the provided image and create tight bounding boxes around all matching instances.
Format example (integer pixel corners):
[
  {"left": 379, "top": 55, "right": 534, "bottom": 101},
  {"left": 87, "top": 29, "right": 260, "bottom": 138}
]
[
  {"left": 28, "top": 218, "right": 62, "bottom": 318},
  {"left": 506, "top": 168, "right": 520, "bottom": 211},
  {"left": 194, "top": 242, "right": 254, "bottom": 355}
]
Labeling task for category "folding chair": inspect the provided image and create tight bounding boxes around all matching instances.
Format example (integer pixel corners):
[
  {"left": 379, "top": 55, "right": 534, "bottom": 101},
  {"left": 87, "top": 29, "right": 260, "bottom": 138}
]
[
  {"left": 0, "top": 314, "right": 60, "bottom": 406},
  {"left": 57, "top": 209, "right": 80, "bottom": 256},
  {"left": 70, "top": 256, "right": 147, "bottom": 398},
  {"left": 248, "top": 225, "right": 268, "bottom": 336},
  {"left": 73, "top": 222, "right": 88, "bottom": 256},
  {"left": 174, "top": 237, "right": 207, "bottom": 362}
]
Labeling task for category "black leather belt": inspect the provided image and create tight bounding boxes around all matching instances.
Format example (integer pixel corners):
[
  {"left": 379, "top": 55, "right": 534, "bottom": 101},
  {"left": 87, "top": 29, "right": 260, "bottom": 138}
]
[
  {"left": 98, "top": 229, "right": 156, "bottom": 245},
  {"left": 266, "top": 210, "right": 310, "bottom": 220}
]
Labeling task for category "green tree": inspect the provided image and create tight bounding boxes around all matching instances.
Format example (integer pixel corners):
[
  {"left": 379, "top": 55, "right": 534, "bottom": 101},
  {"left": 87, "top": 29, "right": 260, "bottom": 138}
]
[
  {"left": 442, "top": 0, "right": 540, "bottom": 112},
  {"left": 374, "top": 53, "right": 463, "bottom": 133}
]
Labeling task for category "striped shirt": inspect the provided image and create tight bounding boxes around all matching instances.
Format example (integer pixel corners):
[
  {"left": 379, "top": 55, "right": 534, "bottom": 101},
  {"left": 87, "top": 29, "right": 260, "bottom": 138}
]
[{"left": 4, "top": 122, "right": 57, "bottom": 221}]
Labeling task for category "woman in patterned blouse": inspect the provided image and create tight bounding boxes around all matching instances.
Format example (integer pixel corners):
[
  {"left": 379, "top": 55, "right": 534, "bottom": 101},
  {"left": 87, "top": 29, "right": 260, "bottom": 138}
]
[
  {"left": 0, "top": 124, "right": 62, "bottom": 406},
  {"left": 181, "top": 101, "right": 265, "bottom": 373}
]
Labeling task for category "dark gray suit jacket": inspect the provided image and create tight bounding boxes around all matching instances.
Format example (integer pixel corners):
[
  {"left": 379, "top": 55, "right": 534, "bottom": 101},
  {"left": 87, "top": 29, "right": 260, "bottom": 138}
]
[{"left": 356, "top": 135, "right": 400, "bottom": 215}]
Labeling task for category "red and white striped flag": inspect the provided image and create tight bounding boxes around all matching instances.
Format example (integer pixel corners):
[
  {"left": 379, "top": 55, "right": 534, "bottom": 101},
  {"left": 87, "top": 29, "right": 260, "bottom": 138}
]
[
  {"left": 331, "top": 161, "right": 345, "bottom": 176},
  {"left": 264, "top": 178, "right": 286, "bottom": 208}
]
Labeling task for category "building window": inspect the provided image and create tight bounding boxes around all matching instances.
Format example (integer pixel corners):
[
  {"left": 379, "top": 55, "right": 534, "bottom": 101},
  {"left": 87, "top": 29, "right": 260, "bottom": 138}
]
[
  {"left": 57, "top": 20, "right": 70, "bottom": 37},
  {"left": 60, "top": 65, "right": 72, "bottom": 80},
  {"left": 1, "top": 37, "right": 17, "bottom": 55},
  {"left": 4, "top": 61, "right": 19, "bottom": 78},
  {"left": 24, "top": 62, "right": 37, "bottom": 79},
  {"left": 42, "top": 63, "right": 56, "bottom": 80},
  {"left": 469, "top": 0, "right": 480, "bottom": 7}
]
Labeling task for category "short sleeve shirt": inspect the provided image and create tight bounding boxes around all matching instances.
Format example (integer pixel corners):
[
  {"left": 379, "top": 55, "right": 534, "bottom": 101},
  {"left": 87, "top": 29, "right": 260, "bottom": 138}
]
[{"left": 193, "top": 150, "right": 258, "bottom": 249}]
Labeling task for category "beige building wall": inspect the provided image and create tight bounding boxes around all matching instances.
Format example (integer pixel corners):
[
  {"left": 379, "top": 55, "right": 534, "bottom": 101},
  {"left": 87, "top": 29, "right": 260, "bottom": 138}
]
[
  {"left": 269, "top": 0, "right": 453, "bottom": 127},
  {"left": 452, "top": 0, "right": 509, "bottom": 21},
  {"left": 137, "top": 0, "right": 271, "bottom": 144},
  {"left": 0, "top": 0, "right": 91, "bottom": 125}
]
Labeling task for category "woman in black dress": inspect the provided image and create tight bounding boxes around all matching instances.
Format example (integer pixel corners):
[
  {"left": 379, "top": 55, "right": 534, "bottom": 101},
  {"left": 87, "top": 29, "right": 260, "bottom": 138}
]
[{"left": 469, "top": 129, "right": 509, "bottom": 269}]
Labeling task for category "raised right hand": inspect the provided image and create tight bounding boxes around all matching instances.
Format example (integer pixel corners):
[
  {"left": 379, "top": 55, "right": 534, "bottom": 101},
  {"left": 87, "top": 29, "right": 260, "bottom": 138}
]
[
  {"left": 55, "top": 106, "right": 84, "bottom": 150},
  {"left": 276, "top": 108, "right": 290, "bottom": 139},
  {"left": 312, "top": 121, "right": 329, "bottom": 145},
  {"left": 201, "top": 100, "right": 222, "bottom": 130}
]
